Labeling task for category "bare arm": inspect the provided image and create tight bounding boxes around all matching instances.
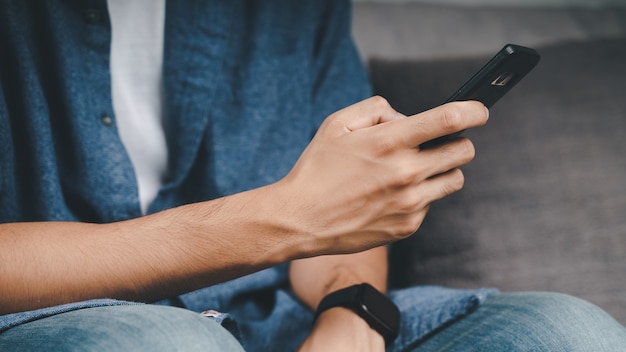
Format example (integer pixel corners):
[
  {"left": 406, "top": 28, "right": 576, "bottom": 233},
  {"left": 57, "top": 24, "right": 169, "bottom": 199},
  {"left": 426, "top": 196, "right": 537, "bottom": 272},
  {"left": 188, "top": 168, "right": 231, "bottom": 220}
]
[
  {"left": 0, "top": 97, "right": 488, "bottom": 317},
  {"left": 289, "top": 99, "right": 489, "bottom": 351},
  {"left": 0, "top": 187, "right": 303, "bottom": 315},
  {"left": 291, "top": 248, "right": 389, "bottom": 351}
]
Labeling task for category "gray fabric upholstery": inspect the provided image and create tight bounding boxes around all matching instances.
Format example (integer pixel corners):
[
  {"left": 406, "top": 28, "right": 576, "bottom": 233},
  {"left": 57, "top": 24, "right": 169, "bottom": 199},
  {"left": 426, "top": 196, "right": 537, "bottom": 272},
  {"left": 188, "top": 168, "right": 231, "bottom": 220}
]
[
  {"left": 370, "top": 38, "right": 626, "bottom": 324},
  {"left": 353, "top": 3, "right": 626, "bottom": 61}
]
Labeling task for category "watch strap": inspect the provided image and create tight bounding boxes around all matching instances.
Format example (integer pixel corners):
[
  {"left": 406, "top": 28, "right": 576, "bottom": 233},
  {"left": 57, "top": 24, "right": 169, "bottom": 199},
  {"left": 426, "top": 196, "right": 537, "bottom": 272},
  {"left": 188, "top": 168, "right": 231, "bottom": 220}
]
[
  {"left": 314, "top": 283, "right": 399, "bottom": 346},
  {"left": 314, "top": 285, "right": 360, "bottom": 320}
]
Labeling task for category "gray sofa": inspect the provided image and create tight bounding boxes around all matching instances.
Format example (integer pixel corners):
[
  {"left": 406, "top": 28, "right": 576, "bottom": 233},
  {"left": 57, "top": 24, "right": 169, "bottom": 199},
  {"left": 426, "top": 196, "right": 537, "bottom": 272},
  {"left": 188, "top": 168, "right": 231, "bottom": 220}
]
[{"left": 352, "top": 2, "right": 626, "bottom": 325}]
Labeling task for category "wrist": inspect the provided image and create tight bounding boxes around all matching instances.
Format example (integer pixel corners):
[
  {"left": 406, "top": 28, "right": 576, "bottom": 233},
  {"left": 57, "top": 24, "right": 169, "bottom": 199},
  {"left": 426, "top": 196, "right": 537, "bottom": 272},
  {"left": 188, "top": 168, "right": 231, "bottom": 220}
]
[
  {"left": 290, "top": 248, "right": 389, "bottom": 310},
  {"left": 301, "top": 308, "right": 385, "bottom": 352},
  {"left": 314, "top": 283, "right": 400, "bottom": 346},
  {"left": 223, "top": 184, "right": 315, "bottom": 265},
  {"left": 253, "top": 182, "right": 322, "bottom": 261}
]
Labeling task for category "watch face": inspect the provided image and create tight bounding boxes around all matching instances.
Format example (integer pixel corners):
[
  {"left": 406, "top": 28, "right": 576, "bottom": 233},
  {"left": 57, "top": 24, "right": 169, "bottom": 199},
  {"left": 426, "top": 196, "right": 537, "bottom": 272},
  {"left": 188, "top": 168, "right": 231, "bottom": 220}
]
[{"left": 360, "top": 284, "right": 400, "bottom": 331}]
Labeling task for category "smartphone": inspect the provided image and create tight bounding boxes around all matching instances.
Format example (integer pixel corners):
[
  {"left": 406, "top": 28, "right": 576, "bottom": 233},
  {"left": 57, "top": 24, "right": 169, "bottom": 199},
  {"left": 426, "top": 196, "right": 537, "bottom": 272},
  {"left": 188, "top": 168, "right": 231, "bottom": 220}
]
[{"left": 420, "top": 44, "right": 540, "bottom": 148}]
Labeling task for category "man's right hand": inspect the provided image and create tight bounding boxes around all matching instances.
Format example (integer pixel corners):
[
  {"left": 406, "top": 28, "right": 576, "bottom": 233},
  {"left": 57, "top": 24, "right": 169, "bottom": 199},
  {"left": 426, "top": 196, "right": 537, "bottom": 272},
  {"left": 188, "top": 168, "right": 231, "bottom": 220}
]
[{"left": 269, "top": 96, "right": 489, "bottom": 257}]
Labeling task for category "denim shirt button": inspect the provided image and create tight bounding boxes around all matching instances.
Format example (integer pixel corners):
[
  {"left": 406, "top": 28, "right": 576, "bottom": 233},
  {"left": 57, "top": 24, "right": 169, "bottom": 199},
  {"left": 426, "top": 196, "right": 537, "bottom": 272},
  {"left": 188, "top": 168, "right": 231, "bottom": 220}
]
[
  {"left": 83, "top": 8, "right": 102, "bottom": 24},
  {"left": 101, "top": 114, "right": 113, "bottom": 127}
]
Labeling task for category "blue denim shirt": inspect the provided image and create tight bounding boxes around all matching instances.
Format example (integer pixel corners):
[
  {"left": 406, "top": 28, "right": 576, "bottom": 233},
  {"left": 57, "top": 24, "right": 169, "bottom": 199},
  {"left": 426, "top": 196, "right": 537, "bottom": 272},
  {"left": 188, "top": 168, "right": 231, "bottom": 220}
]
[{"left": 0, "top": 1, "right": 494, "bottom": 350}]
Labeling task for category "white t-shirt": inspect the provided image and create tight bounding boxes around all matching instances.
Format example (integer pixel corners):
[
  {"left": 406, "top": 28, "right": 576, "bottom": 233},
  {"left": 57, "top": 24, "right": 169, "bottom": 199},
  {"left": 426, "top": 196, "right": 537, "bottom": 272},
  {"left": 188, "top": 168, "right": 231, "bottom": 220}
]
[{"left": 108, "top": 0, "right": 168, "bottom": 214}]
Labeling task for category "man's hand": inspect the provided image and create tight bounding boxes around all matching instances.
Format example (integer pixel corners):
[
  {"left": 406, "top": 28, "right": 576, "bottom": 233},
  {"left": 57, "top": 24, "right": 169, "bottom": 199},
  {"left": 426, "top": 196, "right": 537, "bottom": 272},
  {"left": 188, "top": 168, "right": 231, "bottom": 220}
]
[
  {"left": 271, "top": 96, "right": 489, "bottom": 257},
  {"left": 298, "top": 307, "right": 385, "bottom": 352}
]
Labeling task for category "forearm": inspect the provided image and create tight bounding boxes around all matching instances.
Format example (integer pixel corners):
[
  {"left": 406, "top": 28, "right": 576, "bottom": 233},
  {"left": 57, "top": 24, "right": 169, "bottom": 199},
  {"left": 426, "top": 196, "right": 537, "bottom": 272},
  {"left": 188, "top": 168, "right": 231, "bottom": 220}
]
[
  {"left": 290, "top": 247, "right": 389, "bottom": 351},
  {"left": 0, "top": 185, "right": 304, "bottom": 315},
  {"left": 289, "top": 247, "right": 388, "bottom": 311}
]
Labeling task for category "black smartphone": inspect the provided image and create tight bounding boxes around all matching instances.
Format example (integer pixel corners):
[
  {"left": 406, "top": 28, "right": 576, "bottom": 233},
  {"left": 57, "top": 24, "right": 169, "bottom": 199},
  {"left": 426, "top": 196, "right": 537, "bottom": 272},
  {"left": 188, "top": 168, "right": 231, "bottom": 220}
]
[{"left": 420, "top": 43, "right": 540, "bottom": 148}]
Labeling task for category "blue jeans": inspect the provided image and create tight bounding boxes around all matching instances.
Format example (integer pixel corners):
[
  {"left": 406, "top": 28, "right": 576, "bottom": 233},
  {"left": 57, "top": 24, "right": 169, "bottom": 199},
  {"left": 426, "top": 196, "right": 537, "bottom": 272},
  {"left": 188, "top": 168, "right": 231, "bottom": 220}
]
[
  {"left": 411, "top": 292, "right": 626, "bottom": 351},
  {"left": 1, "top": 292, "right": 625, "bottom": 351},
  {"left": 0, "top": 305, "right": 244, "bottom": 352}
]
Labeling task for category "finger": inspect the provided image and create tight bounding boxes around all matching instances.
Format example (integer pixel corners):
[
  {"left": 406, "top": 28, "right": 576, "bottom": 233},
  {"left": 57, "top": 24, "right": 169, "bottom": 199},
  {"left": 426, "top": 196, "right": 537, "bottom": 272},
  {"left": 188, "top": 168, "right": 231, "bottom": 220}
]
[
  {"left": 326, "top": 96, "right": 406, "bottom": 134},
  {"left": 415, "top": 137, "right": 476, "bottom": 181},
  {"left": 380, "top": 101, "right": 488, "bottom": 149},
  {"left": 413, "top": 168, "right": 466, "bottom": 208}
]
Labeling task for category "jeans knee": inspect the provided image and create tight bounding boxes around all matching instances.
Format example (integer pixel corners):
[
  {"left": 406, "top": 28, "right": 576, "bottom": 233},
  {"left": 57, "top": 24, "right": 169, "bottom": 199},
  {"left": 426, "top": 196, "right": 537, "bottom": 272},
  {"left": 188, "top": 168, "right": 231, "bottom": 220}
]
[
  {"left": 0, "top": 305, "right": 244, "bottom": 352},
  {"left": 495, "top": 292, "right": 614, "bottom": 324},
  {"left": 489, "top": 292, "right": 626, "bottom": 351}
]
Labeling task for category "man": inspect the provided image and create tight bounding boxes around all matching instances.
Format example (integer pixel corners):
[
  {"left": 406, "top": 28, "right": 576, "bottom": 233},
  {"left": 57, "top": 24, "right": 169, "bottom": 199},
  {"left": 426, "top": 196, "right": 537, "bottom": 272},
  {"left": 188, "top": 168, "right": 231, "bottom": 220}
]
[{"left": 1, "top": 1, "right": 625, "bottom": 351}]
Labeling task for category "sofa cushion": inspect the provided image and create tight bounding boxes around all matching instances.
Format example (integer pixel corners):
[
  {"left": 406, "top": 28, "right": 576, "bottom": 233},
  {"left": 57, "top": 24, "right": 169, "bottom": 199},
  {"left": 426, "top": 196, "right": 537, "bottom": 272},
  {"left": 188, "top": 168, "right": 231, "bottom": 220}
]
[
  {"left": 370, "top": 38, "right": 626, "bottom": 324},
  {"left": 353, "top": 3, "right": 626, "bottom": 61}
]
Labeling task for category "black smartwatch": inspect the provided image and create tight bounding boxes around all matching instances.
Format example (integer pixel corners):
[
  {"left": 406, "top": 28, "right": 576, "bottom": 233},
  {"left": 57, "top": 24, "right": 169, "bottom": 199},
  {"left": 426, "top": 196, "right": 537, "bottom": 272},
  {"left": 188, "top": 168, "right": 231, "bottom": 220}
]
[{"left": 314, "top": 283, "right": 400, "bottom": 346}]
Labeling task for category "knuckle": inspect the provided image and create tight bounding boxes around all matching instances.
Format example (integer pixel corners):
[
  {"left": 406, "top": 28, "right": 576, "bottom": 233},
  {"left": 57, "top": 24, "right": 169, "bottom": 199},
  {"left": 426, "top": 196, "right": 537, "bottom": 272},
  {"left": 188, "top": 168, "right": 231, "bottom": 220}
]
[
  {"left": 443, "top": 169, "right": 465, "bottom": 195},
  {"left": 459, "top": 138, "right": 476, "bottom": 162},
  {"left": 398, "top": 212, "right": 427, "bottom": 238},
  {"left": 389, "top": 221, "right": 418, "bottom": 240},
  {"left": 390, "top": 195, "right": 430, "bottom": 237},
  {"left": 370, "top": 95, "right": 392, "bottom": 110},
  {"left": 323, "top": 111, "right": 352, "bottom": 134},
  {"left": 371, "top": 131, "right": 399, "bottom": 155},
  {"left": 395, "top": 194, "right": 419, "bottom": 213},
  {"left": 322, "top": 110, "right": 341, "bottom": 128},
  {"left": 397, "top": 223, "right": 418, "bottom": 238},
  {"left": 440, "top": 105, "right": 465, "bottom": 133},
  {"left": 389, "top": 165, "right": 417, "bottom": 188}
]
